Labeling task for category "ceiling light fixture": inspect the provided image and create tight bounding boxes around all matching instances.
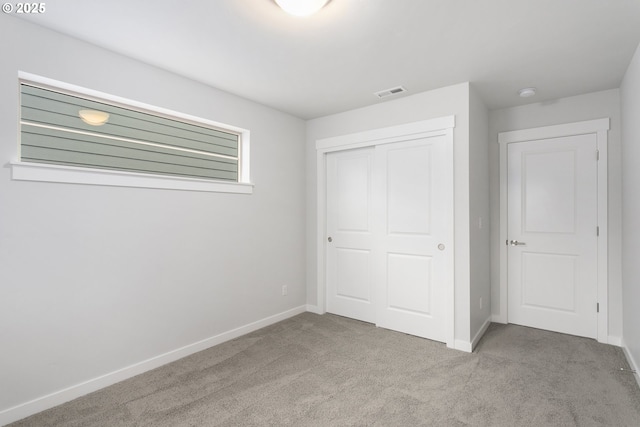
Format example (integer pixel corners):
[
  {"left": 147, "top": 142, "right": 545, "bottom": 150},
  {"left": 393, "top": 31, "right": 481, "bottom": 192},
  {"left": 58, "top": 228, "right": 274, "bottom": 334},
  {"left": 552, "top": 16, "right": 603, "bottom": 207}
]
[
  {"left": 79, "top": 110, "right": 110, "bottom": 126},
  {"left": 275, "top": 0, "right": 330, "bottom": 17},
  {"left": 518, "top": 87, "right": 536, "bottom": 98}
]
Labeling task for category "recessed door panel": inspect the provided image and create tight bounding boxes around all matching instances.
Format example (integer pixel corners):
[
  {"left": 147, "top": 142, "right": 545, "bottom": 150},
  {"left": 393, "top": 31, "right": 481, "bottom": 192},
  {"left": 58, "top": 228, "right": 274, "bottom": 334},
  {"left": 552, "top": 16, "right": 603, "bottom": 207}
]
[
  {"left": 336, "top": 155, "right": 371, "bottom": 232},
  {"left": 521, "top": 252, "right": 577, "bottom": 312},
  {"left": 387, "top": 145, "right": 431, "bottom": 236},
  {"left": 387, "top": 253, "right": 432, "bottom": 315},
  {"left": 336, "top": 248, "right": 371, "bottom": 302},
  {"left": 523, "top": 150, "right": 576, "bottom": 234}
]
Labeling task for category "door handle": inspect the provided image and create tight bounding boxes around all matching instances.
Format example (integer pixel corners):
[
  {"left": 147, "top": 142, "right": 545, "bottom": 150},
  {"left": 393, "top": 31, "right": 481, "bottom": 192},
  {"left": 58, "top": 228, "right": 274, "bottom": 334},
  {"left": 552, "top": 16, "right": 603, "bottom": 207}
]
[{"left": 507, "top": 240, "right": 526, "bottom": 246}]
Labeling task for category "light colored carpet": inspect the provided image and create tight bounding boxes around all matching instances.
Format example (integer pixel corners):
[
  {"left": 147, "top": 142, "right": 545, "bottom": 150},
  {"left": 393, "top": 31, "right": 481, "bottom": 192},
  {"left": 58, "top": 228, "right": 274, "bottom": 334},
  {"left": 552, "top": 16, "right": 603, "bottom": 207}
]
[{"left": 9, "top": 313, "right": 640, "bottom": 426}]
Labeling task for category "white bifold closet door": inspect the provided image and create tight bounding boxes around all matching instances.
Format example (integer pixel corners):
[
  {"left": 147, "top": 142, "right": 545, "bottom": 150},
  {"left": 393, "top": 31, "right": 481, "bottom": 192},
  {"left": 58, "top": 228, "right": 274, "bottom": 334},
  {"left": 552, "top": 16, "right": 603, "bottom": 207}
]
[{"left": 326, "top": 135, "right": 452, "bottom": 342}]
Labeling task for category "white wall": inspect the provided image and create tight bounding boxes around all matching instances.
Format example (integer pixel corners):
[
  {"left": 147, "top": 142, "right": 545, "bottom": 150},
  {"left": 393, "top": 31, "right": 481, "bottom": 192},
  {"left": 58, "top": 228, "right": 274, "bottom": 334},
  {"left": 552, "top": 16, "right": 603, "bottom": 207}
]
[
  {"left": 0, "top": 15, "right": 306, "bottom": 422},
  {"left": 489, "top": 89, "right": 623, "bottom": 342},
  {"left": 621, "top": 42, "right": 640, "bottom": 378},
  {"left": 469, "top": 86, "right": 491, "bottom": 344},
  {"left": 306, "top": 82, "right": 474, "bottom": 347}
]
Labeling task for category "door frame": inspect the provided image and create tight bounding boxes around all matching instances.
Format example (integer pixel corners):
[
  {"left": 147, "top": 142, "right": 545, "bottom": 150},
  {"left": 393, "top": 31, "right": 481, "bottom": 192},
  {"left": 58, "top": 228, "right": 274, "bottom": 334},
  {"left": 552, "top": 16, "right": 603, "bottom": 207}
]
[
  {"left": 497, "top": 118, "right": 610, "bottom": 343},
  {"left": 315, "top": 116, "right": 456, "bottom": 348}
]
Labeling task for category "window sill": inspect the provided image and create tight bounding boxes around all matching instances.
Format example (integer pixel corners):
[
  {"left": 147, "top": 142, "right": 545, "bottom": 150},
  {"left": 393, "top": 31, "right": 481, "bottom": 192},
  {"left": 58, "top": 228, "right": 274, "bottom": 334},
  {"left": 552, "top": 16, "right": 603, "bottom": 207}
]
[{"left": 9, "top": 161, "right": 254, "bottom": 194}]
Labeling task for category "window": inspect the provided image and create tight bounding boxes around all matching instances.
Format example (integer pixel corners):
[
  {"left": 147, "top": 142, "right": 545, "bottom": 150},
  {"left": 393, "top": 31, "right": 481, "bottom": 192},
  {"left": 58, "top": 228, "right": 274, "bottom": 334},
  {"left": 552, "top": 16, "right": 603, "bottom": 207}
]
[{"left": 12, "top": 73, "right": 252, "bottom": 193}]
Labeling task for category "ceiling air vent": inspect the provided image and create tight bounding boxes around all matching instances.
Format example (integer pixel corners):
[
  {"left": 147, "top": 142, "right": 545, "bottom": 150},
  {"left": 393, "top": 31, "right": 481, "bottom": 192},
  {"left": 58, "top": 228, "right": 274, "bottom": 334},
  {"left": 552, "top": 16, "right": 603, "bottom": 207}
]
[{"left": 374, "top": 86, "right": 407, "bottom": 99}]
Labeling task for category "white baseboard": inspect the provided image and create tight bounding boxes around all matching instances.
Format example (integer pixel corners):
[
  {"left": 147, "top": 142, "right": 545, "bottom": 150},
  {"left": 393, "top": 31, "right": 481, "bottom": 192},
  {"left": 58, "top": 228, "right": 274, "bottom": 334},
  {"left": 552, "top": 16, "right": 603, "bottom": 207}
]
[
  {"left": 0, "top": 305, "right": 307, "bottom": 427},
  {"left": 471, "top": 317, "right": 492, "bottom": 351},
  {"left": 454, "top": 339, "right": 473, "bottom": 353},
  {"left": 608, "top": 335, "right": 622, "bottom": 347},
  {"left": 491, "top": 314, "right": 507, "bottom": 324},
  {"left": 305, "top": 304, "right": 323, "bottom": 314},
  {"left": 621, "top": 341, "right": 640, "bottom": 391},
  {"left": 448, "top": 317, "right": 493, "bottom": 354}
]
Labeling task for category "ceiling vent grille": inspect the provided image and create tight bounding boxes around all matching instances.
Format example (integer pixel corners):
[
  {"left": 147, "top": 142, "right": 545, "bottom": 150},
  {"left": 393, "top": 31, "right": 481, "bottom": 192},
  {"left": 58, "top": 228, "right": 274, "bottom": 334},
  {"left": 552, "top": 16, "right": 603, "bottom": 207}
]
[{"left": 374, "top": 86, "right": 407, "bottom": 99}]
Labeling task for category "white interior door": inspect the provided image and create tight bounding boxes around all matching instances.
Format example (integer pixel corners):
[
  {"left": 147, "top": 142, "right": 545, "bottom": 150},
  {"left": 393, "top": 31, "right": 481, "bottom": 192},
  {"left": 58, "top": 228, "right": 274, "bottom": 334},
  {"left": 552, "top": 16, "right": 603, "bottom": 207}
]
[
  {"left": 326, "top": 148, "right": 376, "bottom": 323},
  {"left": 374, "top": 137, "right": 451, "bottom": 341},
  {"left": 507, "top": 134, "right": 598, "bottom": 338},
  {"left": 326, "top": 135, "right": 452, "bottom": 342}
]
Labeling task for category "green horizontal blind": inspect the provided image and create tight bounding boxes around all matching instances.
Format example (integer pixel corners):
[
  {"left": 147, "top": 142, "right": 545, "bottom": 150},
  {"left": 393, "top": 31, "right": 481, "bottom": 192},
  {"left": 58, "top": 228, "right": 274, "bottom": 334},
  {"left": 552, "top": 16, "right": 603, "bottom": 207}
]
[{"left": 20, "top": 84, "right": 239, "bottom": 181}]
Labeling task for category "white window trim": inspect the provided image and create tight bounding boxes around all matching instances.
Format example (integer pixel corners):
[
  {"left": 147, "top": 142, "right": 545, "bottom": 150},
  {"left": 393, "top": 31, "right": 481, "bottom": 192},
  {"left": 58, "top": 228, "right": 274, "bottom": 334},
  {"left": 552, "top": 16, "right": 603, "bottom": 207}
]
[
  {"left": 10, "top": 161, "right": 254, "bottom": 193},
  {"left": 12, "top": 72, "right": 253, "bottom": 194}
]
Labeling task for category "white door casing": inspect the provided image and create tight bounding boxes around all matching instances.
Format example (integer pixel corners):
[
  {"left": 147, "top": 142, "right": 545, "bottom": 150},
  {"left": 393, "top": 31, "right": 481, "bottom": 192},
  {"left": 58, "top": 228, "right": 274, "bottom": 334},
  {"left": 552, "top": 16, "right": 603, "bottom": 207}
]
[
  {"left": 317, "top": 116, "right": 455, "bottom": 347},
  {"left": 498, "top": 118, "right": 609, "bottom": 343}
]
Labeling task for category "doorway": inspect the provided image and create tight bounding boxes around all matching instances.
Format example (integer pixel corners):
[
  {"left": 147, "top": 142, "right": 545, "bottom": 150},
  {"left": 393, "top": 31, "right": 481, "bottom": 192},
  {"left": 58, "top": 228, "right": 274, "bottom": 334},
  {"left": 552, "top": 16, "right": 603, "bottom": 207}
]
[{"left": 498, "top": 118, "right": 609, "bottom": 342}]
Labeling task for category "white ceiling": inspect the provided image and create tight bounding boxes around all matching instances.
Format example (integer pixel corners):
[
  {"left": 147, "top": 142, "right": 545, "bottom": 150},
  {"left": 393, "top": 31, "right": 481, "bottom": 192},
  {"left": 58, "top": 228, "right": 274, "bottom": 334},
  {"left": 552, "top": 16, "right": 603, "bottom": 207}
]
[{"left": 15, "top": 0, "right": 640, "bottom": 119}]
